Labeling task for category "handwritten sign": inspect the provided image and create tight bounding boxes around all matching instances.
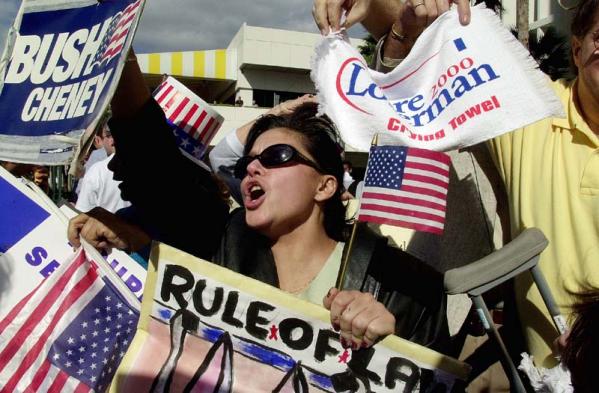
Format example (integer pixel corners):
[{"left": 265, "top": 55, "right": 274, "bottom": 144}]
[{"left": 113, "top": 243, "right": 469, "bottom": 392}]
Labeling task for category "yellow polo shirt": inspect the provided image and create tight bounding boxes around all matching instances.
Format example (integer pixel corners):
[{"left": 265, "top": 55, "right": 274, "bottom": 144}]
[{"left": 488, "top": 78, "right": 599, "bottom": 367}]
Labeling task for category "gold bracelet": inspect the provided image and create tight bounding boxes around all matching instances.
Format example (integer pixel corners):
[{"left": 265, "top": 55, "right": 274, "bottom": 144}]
[{"left": 389, "top": 24, "right": 406, "bottom": 41}]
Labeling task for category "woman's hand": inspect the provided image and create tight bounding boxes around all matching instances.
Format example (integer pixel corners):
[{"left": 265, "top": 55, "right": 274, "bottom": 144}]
[
  {"left": 312, "top": 0, "right": 372, "bottom": 34},
  {"left": 324, "top": 287, "right": 395, "bottom": 349},
  {"left": 68, "top": 207, "right": 150, "bottom": 252},
  {"left": 398, "top": 0, "right": 471, "bottom": 39}
]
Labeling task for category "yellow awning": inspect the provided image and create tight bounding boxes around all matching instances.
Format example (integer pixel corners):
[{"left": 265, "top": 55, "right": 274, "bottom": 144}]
[{"left": 136, "top": 49, "right": 237, "bottom": 80}]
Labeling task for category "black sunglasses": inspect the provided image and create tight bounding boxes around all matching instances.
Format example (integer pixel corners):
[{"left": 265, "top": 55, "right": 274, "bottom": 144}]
[{"left": 234, "top": 144, "right": 324, "bottom": 179}]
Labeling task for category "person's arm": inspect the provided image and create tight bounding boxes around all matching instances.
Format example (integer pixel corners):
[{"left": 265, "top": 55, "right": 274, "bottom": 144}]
[
  {"left": 74, "top": 165, "right": 99, "bottom": 212},
  {"left": 101, "top": 51, "right": 230, "bottom": 260},
  {"left": 208, "top": 94, "right": 319, "bottom": 205}
]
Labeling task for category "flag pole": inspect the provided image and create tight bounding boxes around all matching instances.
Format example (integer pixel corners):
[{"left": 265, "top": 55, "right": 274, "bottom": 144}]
[{"left": 335, "top": 133, "right": 379, "bottom": 290}]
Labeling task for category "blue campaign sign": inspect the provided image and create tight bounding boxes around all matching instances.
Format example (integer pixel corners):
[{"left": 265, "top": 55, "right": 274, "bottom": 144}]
[
  {"left": 0, "top": 0, "right": 144, "bottom": 164},
  {"left": 0, "top": 176, "right": 49, "bottom": 253}
]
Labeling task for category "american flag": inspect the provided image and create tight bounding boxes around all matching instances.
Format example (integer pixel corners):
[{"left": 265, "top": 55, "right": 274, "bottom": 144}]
[
  {"left": 0, "top": 249, "right": 139, "bottom": 392},
  {"left": 358, "top": 145, "right": 450, "bottom": 235},
  {"left": 92, "top": 0, "right": 142, "bottom": 67},
  {"left": 153, "top": 78, "right": 223, "bottom": 162}
]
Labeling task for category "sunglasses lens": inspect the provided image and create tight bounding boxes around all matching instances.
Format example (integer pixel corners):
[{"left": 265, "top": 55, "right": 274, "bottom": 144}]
[
  {"left": 261, "top": 145, "right": 293, "bottom": 167},
  {"left": 234, "top": 145, "right": 299, "bottom": 179},
  {"left": 234, "top": 157, "right": 251, "bottom": 179}
]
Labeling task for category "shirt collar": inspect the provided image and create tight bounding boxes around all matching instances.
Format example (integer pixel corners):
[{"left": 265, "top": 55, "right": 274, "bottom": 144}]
[{"left": 552, "top": 78, "right": 599, "bottom": 146}]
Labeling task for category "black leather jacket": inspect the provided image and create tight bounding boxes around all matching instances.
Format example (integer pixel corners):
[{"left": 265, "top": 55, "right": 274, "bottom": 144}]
[
  {"left": 110, "top": 98, "right": 449, "bottom": 353},
  {"left": 216, "top": 209, "right": 449, "bottom": 352}
]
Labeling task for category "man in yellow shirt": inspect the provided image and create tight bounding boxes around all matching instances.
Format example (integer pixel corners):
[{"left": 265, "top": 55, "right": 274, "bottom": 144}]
[
  {"left": 313, "top": 0, "right": 599, "bottom": 370},
  {"left": 488, "top": 0, "right": 599, "bottom": 367}
]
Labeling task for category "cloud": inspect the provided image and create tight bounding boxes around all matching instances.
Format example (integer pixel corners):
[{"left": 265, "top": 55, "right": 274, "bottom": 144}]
[
  {"left": 0, "top": 0, "right": 19, "bottom": 46},
  {"left": 132, "top": 0, "right": 367, "bottom": 53},
  {"left": 0, "top": 0, "right": 366, "bottom": 55}
]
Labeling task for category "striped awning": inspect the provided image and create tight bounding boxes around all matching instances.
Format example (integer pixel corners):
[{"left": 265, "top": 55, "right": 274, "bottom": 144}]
[{"left": 136, "top": 50, "right": 237, "bottom": 80}]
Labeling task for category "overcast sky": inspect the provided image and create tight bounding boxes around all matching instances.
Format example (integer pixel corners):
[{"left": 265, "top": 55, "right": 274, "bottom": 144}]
[{"left": 0, "top": 0, "right": 366, "bottom": 54}]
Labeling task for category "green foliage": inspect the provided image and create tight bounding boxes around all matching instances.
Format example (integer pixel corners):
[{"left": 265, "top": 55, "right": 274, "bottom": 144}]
[
  {"left": 528, "top": 27, "right": 575, "bottom": 80},
  {"left": 358, "top": 34, "right": 377, "bottom": 65}
]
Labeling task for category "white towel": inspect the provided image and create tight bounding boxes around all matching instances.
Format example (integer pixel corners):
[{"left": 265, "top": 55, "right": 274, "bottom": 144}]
[{"left": 311, "top": 5, "right": 565, "bottom": 152}]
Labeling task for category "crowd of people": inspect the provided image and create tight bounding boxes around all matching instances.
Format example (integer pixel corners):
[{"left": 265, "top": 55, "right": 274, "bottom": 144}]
[{"left": 1, "top": 0, "right": 590, "bottom": 391}]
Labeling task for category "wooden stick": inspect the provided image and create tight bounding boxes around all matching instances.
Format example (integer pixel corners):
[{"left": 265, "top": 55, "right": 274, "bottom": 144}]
[{"left": 335, "top": 134, "right": 379, "bottom": 290}]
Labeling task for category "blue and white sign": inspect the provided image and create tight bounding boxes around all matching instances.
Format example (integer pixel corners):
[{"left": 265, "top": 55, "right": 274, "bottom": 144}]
[
  {"left": 0, "top": 0, "right": 144, "bottom": 164},
  {"left": 0, "top": 166, "right": 146, "bottom": 320}
]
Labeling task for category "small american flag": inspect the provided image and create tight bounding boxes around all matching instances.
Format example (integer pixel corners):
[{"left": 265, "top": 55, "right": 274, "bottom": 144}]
[
  {"left": 153, "top": 78, "right": 223, "bottom": 162},
  {"left": 0, "top": 249, "right": 139, "bottom": 392},
  {"left": 358, "top": 145, "right": 450, "bottom": 235},
  {"left": 92, "top": 0, "right": 142, "bottom": 67}
]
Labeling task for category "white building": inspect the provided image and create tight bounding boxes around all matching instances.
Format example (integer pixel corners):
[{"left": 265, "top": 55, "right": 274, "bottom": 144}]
[
  {"left": 500, "top": 0, "right": 573, "bottom": 38},
  {"left": 136, "top": 24, "right": 364, "bottom": 146}
]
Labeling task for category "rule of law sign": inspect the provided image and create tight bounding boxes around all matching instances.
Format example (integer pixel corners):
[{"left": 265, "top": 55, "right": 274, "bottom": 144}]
[{"left": 113, "top": 243, "right": 470, "bottom": 392}]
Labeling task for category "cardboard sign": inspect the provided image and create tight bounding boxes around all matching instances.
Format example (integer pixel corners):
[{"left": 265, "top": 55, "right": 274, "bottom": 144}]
[
  {"left": 0, "top": 0, "right": 145, "bottom": 164},
  {"left": 312, "top": 5, "right": 564, "bottom": 152},
  {"left": 0, "top": 166, "right": 146, "bottom": 321},
  {"left": 114, "top": 243, "right": 469, "bottom": 392},
  {"left": 154, "top": 76, "right": 224, "bottom": 165}
]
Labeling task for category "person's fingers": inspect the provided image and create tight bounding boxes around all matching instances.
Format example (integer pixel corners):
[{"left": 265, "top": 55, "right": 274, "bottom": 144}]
[
  {"left": 423, "top": 0, "right": 439, "bottom": 23},
  {"left": 328, "top": 290, "right": 359, "bottom": 337},
  {"left": 361, "top": 311, "right": 395, "bottom": 347},
  {"left": 454, "top": 0, "right": 471, "bottom": 25},
  {"left": 312, "top": 0, "right": 330, "bottom": 35},
  {"left": 323, "top": 287, "right": 339, "bottom": 310},
  {"left": 326, "top": 0, "right": 344, "bottom": 32},
  {"left": 410, "top": 0, "right": 429, "bottom": 28},
  {"left": 343, "top": 0, "right": 369, "bottom": 29},
  {"left": 436, "top": 0, "right": 449, "bottom": 14},
  {"left": 67, "top": 214, "right": 89, "bottom": 248}
]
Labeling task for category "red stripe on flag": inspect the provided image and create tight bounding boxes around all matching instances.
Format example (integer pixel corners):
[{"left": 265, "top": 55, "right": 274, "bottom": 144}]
[
  {"left": 170, "top": 97, "right": 190, "bottom": 122},
  {"left": 0, "top": 266, "right": 98, "bottom": 392},
  {"left": 24, "top": 359, "right": 52, "bottom": 392},
  {"left": 191, "top": 111, "right": 208, "bottom": 138},
  {"left": 359, "top": 203, "right": 445, "bottom": 223},
  {"left": 404, "top": 161, "right": 449, "bottom": 177},
  {"left": 163, "top": 93, "right": 180, "bottom": 112},
  {"left": 0, "top": 280, "right": 43, "bottom": 335},
  {"left": 181, "top": 104, "right": 199, "bottom": 135},
  {"left": 198, "top": 117, "right": 216, "bottom": 142},
  {"left": 101, "top": 44, "right": 124, "bottom": 61},
  {"left": 358, "top": 214, "right": 443, "bottom": 235},
  {"left": 155, "top": 85, "right": 173, "bottom": 104},
  {"left": 203, "top": 120, "right": 221, "bottom": 145},
  {"left": 403, "top": 173, "right": 449, "bottom": 189},
  {"left": 361, "top": 192, "right": 446, "bottom": 211},
  {"left": 73, "top": 381, "right": 91, "bottom": 393},
  {"left": 407, "top": 148, "right": 451, "bottom": 166},
  {"left": 0, "top": 255, "right": 85, "bottom": 371},
  {"left": 47, "top": 370, "right": 69, "bottom": 393},
  {"left": 400, "top": 184, "right": 447, "bottom": 200},
  {"left": 115, "top": 10, "right": 137, "bottom": 30}
]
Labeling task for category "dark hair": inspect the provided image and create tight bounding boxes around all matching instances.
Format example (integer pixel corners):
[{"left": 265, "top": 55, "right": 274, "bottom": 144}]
[
  {"left": 561, "top": 286, "right": 599, "bottom": 393},
  {"left": 571, "top": 0, "right": 599, "bottom": 38},
  {"left": 244, "top": 102, "right": 347, "bottom": 241}
]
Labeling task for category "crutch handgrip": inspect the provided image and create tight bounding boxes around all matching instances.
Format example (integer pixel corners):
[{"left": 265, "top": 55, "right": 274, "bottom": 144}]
[{"left": 445, "top": 228, "right": 548, "bottom": 296}]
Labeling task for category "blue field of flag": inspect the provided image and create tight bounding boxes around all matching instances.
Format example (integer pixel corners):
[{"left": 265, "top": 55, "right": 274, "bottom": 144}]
[{"left": 0, "top": 177, "right": 49, "bottom": 253}]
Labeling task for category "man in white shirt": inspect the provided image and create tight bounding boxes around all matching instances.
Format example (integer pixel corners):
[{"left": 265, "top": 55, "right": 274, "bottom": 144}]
[{"left": 76, "top": 125, "right": 131, "bottom": 213}]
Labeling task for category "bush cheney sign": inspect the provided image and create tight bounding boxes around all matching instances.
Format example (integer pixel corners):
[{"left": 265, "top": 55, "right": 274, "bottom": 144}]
[{"left": 0, "top": 0, "right": 144, "bottom": 164}]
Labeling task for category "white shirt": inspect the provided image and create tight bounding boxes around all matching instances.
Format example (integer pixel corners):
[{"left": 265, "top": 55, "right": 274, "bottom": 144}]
[{"left": 75, "top": 154, "right": 131, "bottom": 213}]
